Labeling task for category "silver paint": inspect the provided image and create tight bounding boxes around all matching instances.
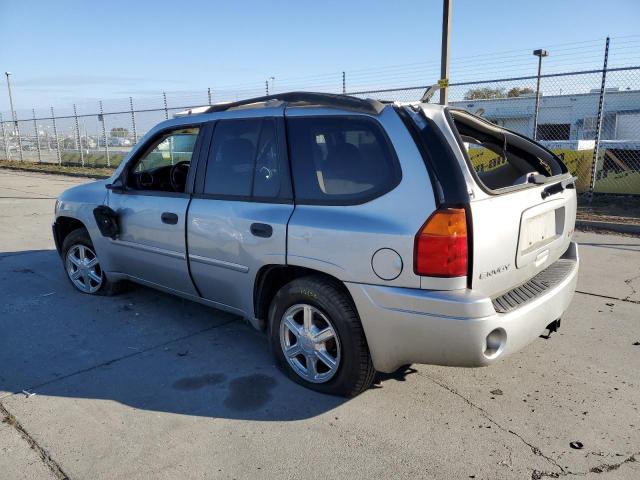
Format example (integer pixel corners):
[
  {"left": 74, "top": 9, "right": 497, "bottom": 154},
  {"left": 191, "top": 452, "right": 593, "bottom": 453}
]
[{"left": 53, "top": 100, "right": 579, "bottom": 374}]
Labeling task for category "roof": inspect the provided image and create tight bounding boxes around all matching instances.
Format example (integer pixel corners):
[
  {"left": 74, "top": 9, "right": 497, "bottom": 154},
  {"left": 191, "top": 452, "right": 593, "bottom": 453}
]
[{"left": 175, "top": 92, "right": 386, "bottom": 118}]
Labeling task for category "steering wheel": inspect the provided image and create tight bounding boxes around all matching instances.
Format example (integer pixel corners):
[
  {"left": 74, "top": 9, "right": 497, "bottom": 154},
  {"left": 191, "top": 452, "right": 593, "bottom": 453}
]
[
  {"left": 169, "top": 161, "right": 190, "bottom": 192},
  {"left": 136, "top": 171, "right": 154, "bottom": 190}
]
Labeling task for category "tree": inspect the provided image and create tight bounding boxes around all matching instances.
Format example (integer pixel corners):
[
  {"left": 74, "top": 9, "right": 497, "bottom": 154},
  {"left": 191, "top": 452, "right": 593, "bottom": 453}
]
[
  {"left": 463, "top": 87, "right": 506, "bottom": 100},
  {"left": 110, "top": 127, "right": 129, "bottom": 138},
  {"left": 507, "top": 87, "right": 535, "bottom": 97}
]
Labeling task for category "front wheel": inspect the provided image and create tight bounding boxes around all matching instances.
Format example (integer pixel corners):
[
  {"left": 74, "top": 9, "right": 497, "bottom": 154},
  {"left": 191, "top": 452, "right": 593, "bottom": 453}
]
[
  {"left": 62, "top": 228, "right": 122, "bottom": 296},
  {"left": 269, "top": 276, "right": 375, "bottom": 397}
]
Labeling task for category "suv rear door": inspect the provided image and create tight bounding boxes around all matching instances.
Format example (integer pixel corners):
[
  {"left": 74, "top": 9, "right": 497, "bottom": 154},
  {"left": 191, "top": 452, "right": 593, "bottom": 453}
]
[
  {"left": 187, "top": 112, "right": 294, "bottom": 317},
  {"left": 447, "top": 109, "right": 576, "bottom": 298},
  {"left": 411, "top": 106, "right": 576, "bottom": 299}
]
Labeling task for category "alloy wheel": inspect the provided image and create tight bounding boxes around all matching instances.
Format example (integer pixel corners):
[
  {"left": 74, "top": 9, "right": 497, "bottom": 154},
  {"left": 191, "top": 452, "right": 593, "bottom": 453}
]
[
  {"left": 279, "top": 304, "right": 341, "bottom": 383},
  {"left": 65, "top": 244, "right": 103, "bottom": 293}
]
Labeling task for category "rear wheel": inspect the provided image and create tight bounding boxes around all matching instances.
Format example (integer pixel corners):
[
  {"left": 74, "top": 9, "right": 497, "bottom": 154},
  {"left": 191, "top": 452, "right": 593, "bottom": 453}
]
[
  {"left": 269, "top": 275, "right": 375, "bottom": 397},
  {"left": 62, "top": 228, "right": 122, "bottom": 296}
]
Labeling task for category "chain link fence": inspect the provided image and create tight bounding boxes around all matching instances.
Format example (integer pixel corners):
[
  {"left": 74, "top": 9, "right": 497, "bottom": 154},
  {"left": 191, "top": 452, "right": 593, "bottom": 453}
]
[
  {"left": 349, "top": 66, "right": 640, "bottom": 196},
  {"left": 1, "top": 66, "right": 639, "bottom": 195}
]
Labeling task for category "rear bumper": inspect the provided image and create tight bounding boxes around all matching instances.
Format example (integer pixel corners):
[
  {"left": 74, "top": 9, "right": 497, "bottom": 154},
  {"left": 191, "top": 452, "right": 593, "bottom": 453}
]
[{"left": 346, "top": 242, "right": 579, "bottom": 373}]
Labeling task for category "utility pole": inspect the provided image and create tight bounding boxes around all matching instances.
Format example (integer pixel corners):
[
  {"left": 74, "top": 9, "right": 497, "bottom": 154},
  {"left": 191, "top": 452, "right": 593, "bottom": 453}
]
[
  {"left": 532, "top": 49, "right": 549, "bottom": 140},
  {"left": 5, "top": 72, "right": 23, "bottom": 161},
  {"left": 439, "top": 0, "right": 452, "bottom": 105}
]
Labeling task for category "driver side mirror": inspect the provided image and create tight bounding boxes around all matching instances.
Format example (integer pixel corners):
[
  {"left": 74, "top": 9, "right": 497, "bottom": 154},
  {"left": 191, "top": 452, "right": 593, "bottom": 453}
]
[{"left": 106, "top": 177, "right": 124, "bottom": 194}]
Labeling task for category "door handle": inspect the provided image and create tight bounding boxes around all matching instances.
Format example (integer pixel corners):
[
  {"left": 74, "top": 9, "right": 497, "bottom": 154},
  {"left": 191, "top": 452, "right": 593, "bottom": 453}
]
[
  {"left": 161, "top": 212, "right": 179, "bottom": 225},
  {"left": 250, "top": 223, "right": 273, "bottom": 238}
]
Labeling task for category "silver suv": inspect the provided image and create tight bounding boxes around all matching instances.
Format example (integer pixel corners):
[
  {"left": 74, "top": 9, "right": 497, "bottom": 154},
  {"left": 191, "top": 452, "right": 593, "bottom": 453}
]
[{"left": 53, "top": 92, "right": 579, "bottom": 396}]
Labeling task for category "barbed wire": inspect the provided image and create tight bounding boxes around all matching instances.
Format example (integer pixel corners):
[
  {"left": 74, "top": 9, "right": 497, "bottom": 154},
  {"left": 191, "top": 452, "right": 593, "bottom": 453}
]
[{"left": 4, "top": 34, "right": 640, "bottom": 120}]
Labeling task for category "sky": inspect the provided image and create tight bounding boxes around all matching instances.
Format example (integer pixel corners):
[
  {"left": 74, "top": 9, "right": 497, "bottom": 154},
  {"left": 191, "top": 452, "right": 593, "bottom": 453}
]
[{"left": 1, "top": 0, "right": 640, "bottom": 116}]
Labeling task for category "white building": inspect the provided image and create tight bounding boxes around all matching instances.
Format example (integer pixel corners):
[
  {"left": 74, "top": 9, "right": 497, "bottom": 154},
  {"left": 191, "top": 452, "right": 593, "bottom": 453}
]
[{"left": 451, "top": 88, "right": 640, "bottom": 142}]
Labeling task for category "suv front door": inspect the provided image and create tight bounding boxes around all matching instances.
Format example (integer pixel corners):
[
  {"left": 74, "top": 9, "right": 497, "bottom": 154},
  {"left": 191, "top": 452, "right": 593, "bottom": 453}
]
[
  {"left": 187, "top": 114, "right": 293, "bottom": 317},
  {"left": 106, "top": 126, "right": 204, "bottom": 295}
]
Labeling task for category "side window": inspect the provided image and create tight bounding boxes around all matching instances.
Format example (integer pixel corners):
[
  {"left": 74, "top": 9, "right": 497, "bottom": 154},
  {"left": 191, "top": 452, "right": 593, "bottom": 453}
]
[
  {"left": 287, "top": 117, "right": 400, "bottom": 203},
  {"left": 203, "top": 118, "right": 283, "bottom": 199},
  {"left": 127, "top": 127, "right": 199, "bottom": 192},
  {"left": 253, "top": 119, "right": 281, "bottom": 198}
]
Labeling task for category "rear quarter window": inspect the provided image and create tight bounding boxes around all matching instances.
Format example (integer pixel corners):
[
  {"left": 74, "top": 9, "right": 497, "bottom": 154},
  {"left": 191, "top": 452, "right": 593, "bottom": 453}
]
[{"left": 286, "top": 116, "right": 401, "bottom": 204}]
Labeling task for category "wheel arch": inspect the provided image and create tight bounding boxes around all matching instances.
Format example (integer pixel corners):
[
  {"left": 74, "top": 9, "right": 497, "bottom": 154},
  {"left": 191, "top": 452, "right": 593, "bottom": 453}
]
[
  {"left": 53, "top": 216, "right": 88, "bottom": 255},
  {"left": 253, "top": 264, "right": 357, "bottom": 331}
]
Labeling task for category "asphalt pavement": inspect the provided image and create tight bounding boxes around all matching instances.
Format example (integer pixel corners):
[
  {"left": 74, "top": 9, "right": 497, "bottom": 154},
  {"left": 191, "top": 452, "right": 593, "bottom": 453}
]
[{"left": 1, "top": 169, "right": 638, "bottom": 479}]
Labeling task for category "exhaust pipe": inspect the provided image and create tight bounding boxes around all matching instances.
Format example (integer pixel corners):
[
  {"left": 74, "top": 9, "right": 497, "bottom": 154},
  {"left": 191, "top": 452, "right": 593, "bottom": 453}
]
[{"left": 540, "top": 318, "right": 561, "bottom": 339}]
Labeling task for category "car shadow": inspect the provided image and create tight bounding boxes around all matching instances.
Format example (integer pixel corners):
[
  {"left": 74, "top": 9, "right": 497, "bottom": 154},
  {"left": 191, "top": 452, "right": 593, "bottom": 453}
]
[{"left": 0, "top": 249, "right": 404, "bottom": 421}]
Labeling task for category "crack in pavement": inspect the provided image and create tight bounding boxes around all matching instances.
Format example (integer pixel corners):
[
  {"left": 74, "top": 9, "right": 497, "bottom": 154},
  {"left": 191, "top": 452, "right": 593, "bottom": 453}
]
[
  {"left": 532, "top": 452, "right": 637, "bottom": 478},
  {"left": 576, "top": 290, "right": 640, "bottom": 305},
  {"left": 0, "top": 318, "right": 238, "bottom": 401},
  {"left": 0, "top": 317, "right": 239, "bottom": 478},
  {"left": 623, "top": 274, "right": 640, "bottom": 302},
  {"left": 417, "top": 371, "right": 567, "bottom": 476},
  {"left": 0, "top": 404, "right": 70, "bottom": 480},
  {"left": 418, "top": 372, "right": 639, "bottom": 479}
]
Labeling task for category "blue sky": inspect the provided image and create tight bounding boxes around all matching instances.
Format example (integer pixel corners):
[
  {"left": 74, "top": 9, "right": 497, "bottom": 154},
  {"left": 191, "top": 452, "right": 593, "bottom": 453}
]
[{"left": 1, "top": 0, "right": 639, "bottom": 114}]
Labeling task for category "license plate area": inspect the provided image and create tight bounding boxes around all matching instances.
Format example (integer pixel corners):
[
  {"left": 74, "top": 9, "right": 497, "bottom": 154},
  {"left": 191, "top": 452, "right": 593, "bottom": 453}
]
[{"left": 517, "top": 203, "right": 566, "bottom": 268}]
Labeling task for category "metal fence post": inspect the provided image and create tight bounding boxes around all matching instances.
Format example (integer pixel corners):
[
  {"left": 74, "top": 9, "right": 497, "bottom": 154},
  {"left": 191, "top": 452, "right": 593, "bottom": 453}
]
[
  {"left": 5, "top": 73, "right": 24, "bottom": 161},
  {"left": 73, "top": 104, "right": 84, "bottom": 166},
  {"left": 0, "top": 113, "right": 10, "bottom": 160},
  {"left": 129, "top": 97, "right": 137, "bottom": 144},
  {"left": 207, "top": 87, "right": 212, "bottom": 105},
  {"left": 342, "top": 71, "right": 346, "bottom": 94},
  {"left": 163, "top": 92, "right": 169, "bottom": 120},
  {"left": 99, "top": 101, "right": 110, "bottom": 167},
  {"left": 15, "top": 120, "right": 24, "bottom": 161},
  {"left": 51, "top": 107, "right": 61, "bottom": 165},
  {"left": 588, "top": 36, "right": 610, "bottom": 201},
  {"left": 32, "top": 109, "right": 42, "bottom": 163}
]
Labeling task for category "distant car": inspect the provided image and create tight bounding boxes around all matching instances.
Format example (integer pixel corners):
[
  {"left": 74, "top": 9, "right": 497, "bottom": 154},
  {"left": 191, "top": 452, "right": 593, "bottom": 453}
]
[
  {"left": 108, "top": 137, "right": 131, "bottom": 147},
  {"left": 53, "top": 92, "right": 579, "bottom": 396}
]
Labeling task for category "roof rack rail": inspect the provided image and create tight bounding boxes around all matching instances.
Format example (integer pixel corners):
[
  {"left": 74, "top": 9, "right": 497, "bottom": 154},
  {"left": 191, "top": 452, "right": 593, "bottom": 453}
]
[{"left": 202, "top": 91, "right": 385, "bottom": 116}]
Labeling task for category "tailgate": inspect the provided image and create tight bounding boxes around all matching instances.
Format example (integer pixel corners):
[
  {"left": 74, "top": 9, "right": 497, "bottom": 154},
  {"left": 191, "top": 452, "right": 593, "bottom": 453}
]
[
  {"left": 444, "top": 108, "right": 577, "bottom": 298},
  {"left": 469, "top": 183, "right": 576, "bottom": 298}
]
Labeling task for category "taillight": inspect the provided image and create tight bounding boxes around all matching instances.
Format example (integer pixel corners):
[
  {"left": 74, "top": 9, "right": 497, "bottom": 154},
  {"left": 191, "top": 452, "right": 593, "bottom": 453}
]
[{"left": 414, "top": 208, "right": 468, "bottom": 277}]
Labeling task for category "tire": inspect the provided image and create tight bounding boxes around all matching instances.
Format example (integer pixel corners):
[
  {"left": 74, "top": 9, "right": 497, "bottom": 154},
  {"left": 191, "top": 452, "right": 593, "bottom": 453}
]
[
  {"left": 61, "top": 228, "right": 123, "bottom": 296},
  {"left": 268, "top": 275, "right": 375, "bottom": 397}
]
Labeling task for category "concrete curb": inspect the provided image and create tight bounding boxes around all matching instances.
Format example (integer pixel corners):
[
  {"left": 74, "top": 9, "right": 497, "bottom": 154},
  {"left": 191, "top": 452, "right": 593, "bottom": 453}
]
[{"left": 576, "top": 219, "right": 640, "bottom": 235}]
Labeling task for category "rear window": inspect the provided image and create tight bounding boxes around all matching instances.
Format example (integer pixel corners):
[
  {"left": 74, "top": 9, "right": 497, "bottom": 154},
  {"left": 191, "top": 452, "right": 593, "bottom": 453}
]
[
  {"left": 286, "top": 116, "right": 400, "bottom": 204},
  {"left": 450, "top": 110, "right": 565, "bottom": 191}
]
